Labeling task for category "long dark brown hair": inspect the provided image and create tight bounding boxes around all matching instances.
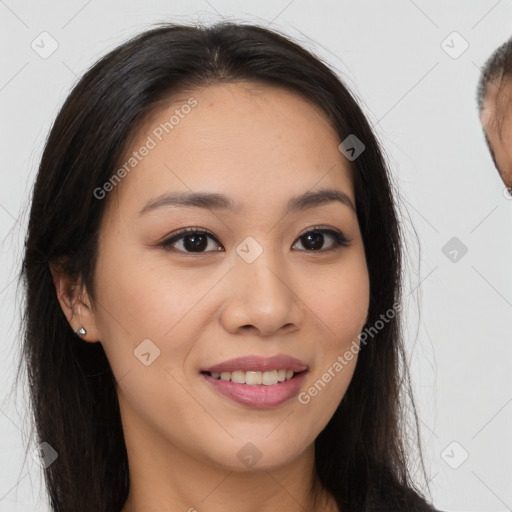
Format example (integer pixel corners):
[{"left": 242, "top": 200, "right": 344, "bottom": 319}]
[{"left": 14, "top": 21, "right": 436, "bottom": 511}]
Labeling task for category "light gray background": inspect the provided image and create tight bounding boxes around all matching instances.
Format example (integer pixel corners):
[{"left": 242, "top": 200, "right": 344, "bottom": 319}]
[{"left": 1, "top": 1, "right": 511, "bottom": 511}]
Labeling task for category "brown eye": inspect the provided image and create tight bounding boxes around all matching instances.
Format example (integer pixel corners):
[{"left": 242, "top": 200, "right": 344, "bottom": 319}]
[
  {"left": 160, "top": 228, "right": 222, "bottom": 254},
  {"left": 292, "top": 228, "right": 350, "bottom": 252}
]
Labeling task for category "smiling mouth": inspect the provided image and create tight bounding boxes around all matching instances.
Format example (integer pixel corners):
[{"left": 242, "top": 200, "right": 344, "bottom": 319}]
[{"left": 201, "top": 369, "right": 306, "bottom": 386}]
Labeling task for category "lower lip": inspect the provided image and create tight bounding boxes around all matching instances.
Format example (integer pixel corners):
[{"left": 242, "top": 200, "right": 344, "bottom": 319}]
[{"left": 201, "top": 371, "right": 308, "bottom": 408}]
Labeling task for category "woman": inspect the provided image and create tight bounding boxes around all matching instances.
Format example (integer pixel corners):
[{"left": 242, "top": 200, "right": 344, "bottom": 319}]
[{"left": 17, "top": 22, "right": 441, "bottom": 511}]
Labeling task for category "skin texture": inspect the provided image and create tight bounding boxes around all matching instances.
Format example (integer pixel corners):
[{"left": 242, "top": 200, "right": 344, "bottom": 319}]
[
  {"left": 51, "top": 82, "right": 370, "bottom": 512},
  {"left": 480, "top": 76, "right": 512, "bottom": 191}
]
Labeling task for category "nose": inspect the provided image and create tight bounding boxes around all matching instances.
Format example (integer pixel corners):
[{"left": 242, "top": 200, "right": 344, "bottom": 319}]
[{"left": 219, "top": 241, "right": 304, "bottom": 337}]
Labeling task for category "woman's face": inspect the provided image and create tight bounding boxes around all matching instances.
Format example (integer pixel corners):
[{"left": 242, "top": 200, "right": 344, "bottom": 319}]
[{"left": 88, "top": 82, "right": 369, "bottom": 473}]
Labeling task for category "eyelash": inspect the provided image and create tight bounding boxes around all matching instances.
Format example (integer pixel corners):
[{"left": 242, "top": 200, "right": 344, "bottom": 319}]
[{"left": 158, "top": 226, "right": 351, "bottom": 255}]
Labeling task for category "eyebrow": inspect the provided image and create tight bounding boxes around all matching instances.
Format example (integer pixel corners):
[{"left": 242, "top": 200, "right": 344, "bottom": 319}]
[{"left": 138, "top": 187, "right": 356, "bottom": 216}]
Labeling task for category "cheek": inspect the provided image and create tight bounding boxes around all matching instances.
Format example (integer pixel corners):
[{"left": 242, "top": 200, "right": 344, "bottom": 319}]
[
  {"left": 322, "top": 280, "right": 369, "bottom": 335},
  {"left": 92, "top": 245, "right": 210, "bottom": 389},
  {"left": 302, "top": 253, "right": 370, "bottom": 341},
  {"left": 94, "top": 244, "right": 211, "bottom": 341},
  {"left": 94, "top": 252, "right": 207, "bottom": 441},
  {"left": 299, "top": 253, "right": 369, "bottom": 404}
]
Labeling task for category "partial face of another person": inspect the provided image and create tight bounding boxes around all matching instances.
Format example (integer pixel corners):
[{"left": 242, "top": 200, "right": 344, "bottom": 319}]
[
  {"left": 480, "top": 76, "right": 512, "bottom": 190},
  {"left": 83, "top": 81, "right": 370, "bottom": 473}
]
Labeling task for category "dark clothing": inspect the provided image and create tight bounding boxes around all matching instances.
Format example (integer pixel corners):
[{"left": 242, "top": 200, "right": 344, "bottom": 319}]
[{"left": 367, "top": 488, "right": 443, "bottom": 512}]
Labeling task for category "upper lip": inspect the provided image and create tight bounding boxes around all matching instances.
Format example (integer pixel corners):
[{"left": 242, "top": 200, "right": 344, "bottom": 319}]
[{"left": 201, "top": 354, "right": 309, "bottom": 373}]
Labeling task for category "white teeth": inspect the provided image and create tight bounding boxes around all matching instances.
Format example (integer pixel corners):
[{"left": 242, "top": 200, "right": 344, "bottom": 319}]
[
  {"left": 245, "top": 371, "right": 262, "bottom": 385},
  {"left": 207, "top": 369, "right": 299, "bottom": 385},
  {"left": 231, "top": 371, "right": 245, "bottom": 384},
  {"left": 262, "top": 370, "right": 278, "bottom": 385}
]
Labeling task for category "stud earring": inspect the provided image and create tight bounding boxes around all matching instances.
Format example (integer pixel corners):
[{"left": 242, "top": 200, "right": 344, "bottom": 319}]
[{"left": 75, "top": 327, "right": 87, "bottom": 337}]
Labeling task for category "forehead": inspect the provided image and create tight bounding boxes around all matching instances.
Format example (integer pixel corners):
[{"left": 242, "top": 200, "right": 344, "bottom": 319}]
[{"left": 106, "top": 82, "right": 355, "bottom": 216}]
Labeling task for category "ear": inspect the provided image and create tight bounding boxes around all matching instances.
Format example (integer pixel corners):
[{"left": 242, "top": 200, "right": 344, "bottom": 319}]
[{"left": 49, "top": 262, "right": 101, "bottom": 343}]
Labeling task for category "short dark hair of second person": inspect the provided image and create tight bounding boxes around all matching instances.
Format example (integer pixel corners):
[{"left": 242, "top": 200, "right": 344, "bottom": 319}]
[{"left": 476, "top": 35, "right": 512, "bottom": 189}]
